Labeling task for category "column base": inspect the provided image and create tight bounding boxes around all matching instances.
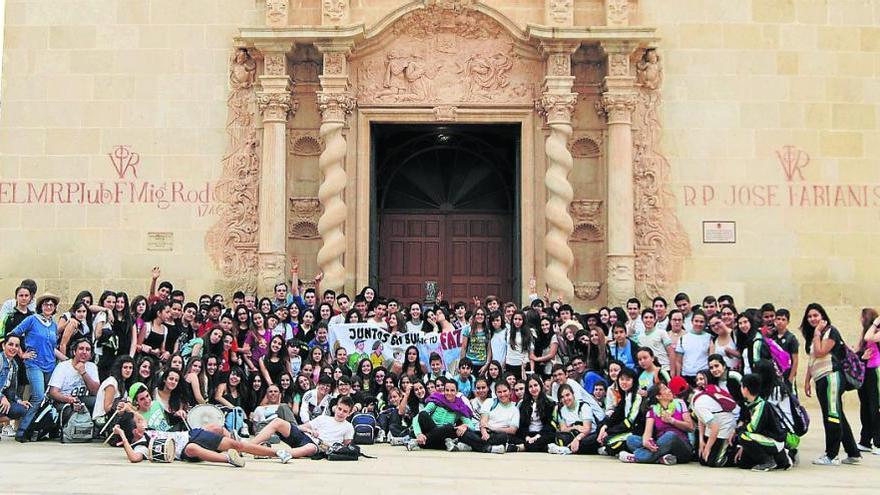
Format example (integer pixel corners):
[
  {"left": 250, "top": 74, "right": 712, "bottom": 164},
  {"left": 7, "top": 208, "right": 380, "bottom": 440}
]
[
  {"left": 258, "top": 252, "right": 287, "bottom": 297},
  {"left": 606, "top": 254, "right": 635, "bottom": 306}
]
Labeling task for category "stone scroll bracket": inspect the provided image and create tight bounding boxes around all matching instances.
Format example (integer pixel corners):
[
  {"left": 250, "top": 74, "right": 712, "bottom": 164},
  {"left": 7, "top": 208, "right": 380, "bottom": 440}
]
[
  {"left": 536, "top": 41, "right": 579, "bottom": 304},
  {"left": 315, "top": 41, "right": 356, "bottom": 295},
  {"left": 255, "top": 42, "right": 296, "bottom": 296}
]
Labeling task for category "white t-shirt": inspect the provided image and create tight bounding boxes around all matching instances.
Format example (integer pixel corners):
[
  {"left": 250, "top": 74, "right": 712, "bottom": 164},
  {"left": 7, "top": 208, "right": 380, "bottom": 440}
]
[
  {"left": 48, "top": 360, "right": 98, "bottom": 398},
  {"left": 133, "top": 430, "right": 191, "bottom": 461},
  {"left": 675, "top": 331, "right": 713, "bottom": 376},
  {"left": 93, "top": 376, "right": 121, "bottom": 419},
  {"left": 480, "top": 398, "right": 520, "bottom": 431},
  {"left": 693, "top": 394, "right": 738, "bottom": 439},
  {"left": 306, "top": 415, "right": 354, "bottom": 445},
  {"left": 504, "top": 329, "right": 534, "bottom": 367},
  {"left": 638, "top": 327, "right": 673, "bottom": 369},
  {"left": 252, "top": 404, "right": 280, "bottom": 423},
  {"left": 557, "top": 401, "right": 593, "bottom": 427},
  {"left": 490, "top": 327, "right": 508, "bottom": 366},
  {"left": 550, "top": 379, "right": 605, "bottom": 423},
  {"left": 300, "top": 389, "right": 331, "bottom": 423},
  {"left": 92, "top": 311, "right": 110, "bottom": 357}
]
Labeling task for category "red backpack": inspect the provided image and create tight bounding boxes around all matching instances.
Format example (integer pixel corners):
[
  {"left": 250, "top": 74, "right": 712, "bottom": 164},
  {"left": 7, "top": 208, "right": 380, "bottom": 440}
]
[{"left": 694, "top": 385, "right": 738, "bottom": 412}]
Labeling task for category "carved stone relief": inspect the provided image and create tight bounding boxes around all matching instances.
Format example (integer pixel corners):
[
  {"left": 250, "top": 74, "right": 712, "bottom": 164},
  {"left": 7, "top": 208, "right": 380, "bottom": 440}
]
[
  {"left": 288, "top": 197, "right": 323, "bottom": 240},
  {"left": 630, "top": 50, "right": 690, "bottom": 299},
  {"left": 569, "top": 199, "right": 604, "bottom": 242},
  {"left": 548, "top": 0, "right": 574, "bottom": 26},
  {"left": 266, "top": 0, "right": 288, "bottom": 27},
  {"left": 322, "top": 0, "right": 348, "bottom": 22},
  {"left": 608, "top": 53, "right": 630, "bottom": 77},
  {"left": 324, "top": 52, "right": 345, "bottom": 75},
  {"left": 549, "top": 53, "right": 571, "bottom": 77},
  {"left": 433, "top": 105, "right": 457, "bottom": 121},
  {"left": 288, "top": 130, "right": 324, "bottom": 156},
  {"left": 264, "top": 53, "right": 287, "bottom": 76},
  {"left": 206, "top": 48, "right": 261, "bottom": 293},
  {"left": 574, "top": 282, "right": 602, "bottom": 301},
  {"left": 351, "top": 5, "right": 539, "bottom": 105},
  {"left": 569, "top": 132, "right": 602, "bottom": 158},
  {"left": 605, "top": 0, "right": 629, "bottom": 26},
  {"left": 636, "top": 49, "right": 663, "bottom": 91}
]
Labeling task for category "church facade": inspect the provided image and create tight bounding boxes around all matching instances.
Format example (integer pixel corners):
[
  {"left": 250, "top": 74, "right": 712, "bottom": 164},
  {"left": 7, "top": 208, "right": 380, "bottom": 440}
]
[{"left": 1, "top": 0, "right": 879, "bottom": 325}]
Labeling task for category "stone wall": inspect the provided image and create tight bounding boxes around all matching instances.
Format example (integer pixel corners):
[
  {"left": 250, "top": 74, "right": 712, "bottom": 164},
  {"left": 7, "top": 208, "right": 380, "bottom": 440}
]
[
  {"left": 639, "top": 0, "right": 880, "bottom": 334},
  {"left": 0, "top": 0, "right": 260, "bottom": 301}
]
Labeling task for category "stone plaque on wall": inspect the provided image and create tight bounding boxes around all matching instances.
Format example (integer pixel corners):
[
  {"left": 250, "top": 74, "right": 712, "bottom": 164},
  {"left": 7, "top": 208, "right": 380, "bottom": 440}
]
[
  {"left": 702, "top": 221, "right": 736, "bottom": 244},
  {"left": 147, "top": 232, "right": 174, "bottom": 251}
]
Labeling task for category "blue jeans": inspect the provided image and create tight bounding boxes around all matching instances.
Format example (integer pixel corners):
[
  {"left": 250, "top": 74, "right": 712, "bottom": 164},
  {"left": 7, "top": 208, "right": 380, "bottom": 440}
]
[
  {"left": 16, "top": 367, "right": 52, "bottom": 438},
  {"left": 626, "top": 431, "right": 693, "bottom": 464},
  {"left": 3, "top": 401, "right": 29, "bottom": 420}
]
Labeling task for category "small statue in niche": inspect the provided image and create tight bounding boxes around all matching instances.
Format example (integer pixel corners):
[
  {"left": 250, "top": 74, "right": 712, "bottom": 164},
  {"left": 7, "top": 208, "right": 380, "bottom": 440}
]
[
  {"left": 230, "top": 48, "right": 257, "bottom": 90},
  {"left": 636, "top": 48, "right": 662, "bottom": 90}
]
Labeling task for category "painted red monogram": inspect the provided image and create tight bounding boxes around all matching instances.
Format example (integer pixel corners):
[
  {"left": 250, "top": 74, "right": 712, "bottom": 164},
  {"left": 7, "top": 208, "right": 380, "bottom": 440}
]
[
  {"left": 775, "top": 145, "right": 809, "bottom": 182},
  {"left": 108, "top": 145, "right": 140, "bottom": 179}
]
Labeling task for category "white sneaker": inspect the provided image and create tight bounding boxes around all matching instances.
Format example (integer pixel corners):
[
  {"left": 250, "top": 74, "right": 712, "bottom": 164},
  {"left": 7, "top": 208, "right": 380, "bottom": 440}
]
[
  {"left": 873, "top": 447, "right": 880, "bottom": 456},
  {"left": 406, "top": 440, "right": 421, "bottom": 451},
  {"left": 226, "top": 449, "right": 246, "bottom": 467},
  {"left": 548, "top": 444, "right": 572, "bottom": 455},
  {"left": 597, "top": 447, "right": 607, "bottom": 456},
  {"left": 238, "top": 424, "right": 250, "bottom": 438},
  {"left": 856, "top": 443, "right": 872, "bottom": 452},
  {"left": 276, "top": 450, "right": 292, "bottom": 464},
  {"left": 1, "top": 425, "right": 15, "bottom": 437},
  {"left": 444, "top": 438, "right": 457, "bottom": 452},
  {"left": 812, "top": 455, "right": 841, "bottom": 466},
  {"left": 389, "top": 435, "right": 410, "bottom": 446},
  {"left": 488, "top": 444, "right": 506, "bottom": 454},
  {"left": 841, "top": 456, "right": 861, "bottom": 465},
  {"left": 375, "top": 430, "right": 386, "bottom": 443},
  {"left": 618, "top": 451, "right": 636, "bottom": 463}
]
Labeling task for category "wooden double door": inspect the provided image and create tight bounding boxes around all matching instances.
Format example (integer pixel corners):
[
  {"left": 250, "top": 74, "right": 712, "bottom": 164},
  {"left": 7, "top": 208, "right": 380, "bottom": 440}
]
[{"left": 379, "top": 212, "right": 512, "bottom": 304}]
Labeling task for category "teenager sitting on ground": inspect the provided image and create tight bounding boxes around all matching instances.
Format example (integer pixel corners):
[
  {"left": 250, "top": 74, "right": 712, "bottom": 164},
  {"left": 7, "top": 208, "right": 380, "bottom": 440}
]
[
  {"left": 619, "top": 383, "right": 694, "bottom": 465},
  {"left": 113, "top": 410, "right": 290, "bottom": 466},
  {"left": 406, "top": 379, "right": 476, "bottom": 451},
  {"left": 446, "top": 381, "right": 518, "bottom": 454},
  {"left": 548, "top": 383, "right": 599, "bottom": 456},
  {"left": 249, "top": 396, "right": 355, "bottom": 459},
  {"left": 734, "top": 374, "right": 791, "bottom": 472}
]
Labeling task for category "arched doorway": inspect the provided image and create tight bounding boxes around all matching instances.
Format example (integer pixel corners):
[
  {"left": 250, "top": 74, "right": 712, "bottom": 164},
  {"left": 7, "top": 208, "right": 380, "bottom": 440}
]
[{"left": 372, "top": 124, "right": 519, "bottom": 304}]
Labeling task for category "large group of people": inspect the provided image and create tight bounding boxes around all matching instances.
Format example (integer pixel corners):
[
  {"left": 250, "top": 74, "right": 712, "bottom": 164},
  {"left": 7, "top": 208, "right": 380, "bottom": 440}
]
[{"left": 1, "top": 261, "right": 878, "bottom": 471}]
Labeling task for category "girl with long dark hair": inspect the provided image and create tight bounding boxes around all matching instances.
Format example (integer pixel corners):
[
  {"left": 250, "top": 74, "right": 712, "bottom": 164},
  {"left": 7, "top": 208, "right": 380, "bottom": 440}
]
[
  {"left": 707, "top": 353, "right": 743, "bottom": 404},
  {"left": 512, "top": 374, "right": 554, "bottom": 453},
  {"left": 505, "top": 310, "right": 533, "bottom": 380},
  {"left": 93, "top": 355, "right": 134, "bottom": 421},
  {"left": 858, "top": 308, "right": 880, "bottom": 453},
  {"left": 259, "top": 334, "right": 290, "bottom": 386},
  {"left": 597, "top": 367, "right": 644, "bottom": 455},
  {"left": 802, "top": 303, "right": 861, "bottom": 465},
  {"left": 400, "top": 345, "right": 425, "bottom": 381}
]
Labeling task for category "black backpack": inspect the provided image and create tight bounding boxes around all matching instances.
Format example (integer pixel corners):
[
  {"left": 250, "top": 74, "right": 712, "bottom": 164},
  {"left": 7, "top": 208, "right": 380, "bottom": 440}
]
[{"left": 23, "top": 399, "right": 60, "bottom": 442}]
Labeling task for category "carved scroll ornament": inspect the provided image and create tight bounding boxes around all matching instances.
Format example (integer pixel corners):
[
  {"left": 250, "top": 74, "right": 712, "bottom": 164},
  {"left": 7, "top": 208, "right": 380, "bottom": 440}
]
[{"left": 574, "top": 282, "right": 603, "bottom": 301}]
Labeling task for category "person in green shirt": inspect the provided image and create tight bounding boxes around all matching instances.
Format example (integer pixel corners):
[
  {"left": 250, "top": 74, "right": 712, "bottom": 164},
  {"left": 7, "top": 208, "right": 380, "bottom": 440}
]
[{"left": 407, "top": 379, "right": 476, "bottom": 451}]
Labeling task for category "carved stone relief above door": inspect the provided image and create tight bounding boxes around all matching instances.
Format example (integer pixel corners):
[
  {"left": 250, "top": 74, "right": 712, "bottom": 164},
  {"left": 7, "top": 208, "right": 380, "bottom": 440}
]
[{"left": 350, "top": 5, "right": 540, "bottom": 106}]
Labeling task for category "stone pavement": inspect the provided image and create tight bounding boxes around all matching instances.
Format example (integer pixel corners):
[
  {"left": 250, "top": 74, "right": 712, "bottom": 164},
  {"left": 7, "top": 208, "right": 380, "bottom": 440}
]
[{"left": 0, "top": 406, "right": 876, "bottom": 495}]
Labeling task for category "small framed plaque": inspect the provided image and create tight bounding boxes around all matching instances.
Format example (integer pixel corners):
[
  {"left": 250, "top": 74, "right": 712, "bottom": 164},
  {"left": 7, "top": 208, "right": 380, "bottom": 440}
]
[
  {"left": 147, "top": 232, "right": 174, "bottom": 251},
  {"left": 702, "top": 221, "right": 736, "bottom": 244}
]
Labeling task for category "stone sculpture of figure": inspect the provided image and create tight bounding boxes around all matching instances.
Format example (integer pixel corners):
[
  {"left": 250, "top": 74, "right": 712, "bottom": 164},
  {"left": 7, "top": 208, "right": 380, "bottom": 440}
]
[
  {"left": 462, "top": 51, "right": 512, "bottom": 99},
  {"left": 230, "top": 48, "right": 257, "bottom": 90},
  {"left": 636, "top": 49, "right": 662, "bottom": 90},
  {"left": 375, "top": 51, "right": 435, "bottom": 101}
]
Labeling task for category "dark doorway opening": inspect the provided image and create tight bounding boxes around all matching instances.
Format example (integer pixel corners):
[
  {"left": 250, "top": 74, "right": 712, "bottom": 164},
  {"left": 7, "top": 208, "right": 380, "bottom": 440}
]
[{"left": 371, "top": 124, "right": 520, "bottom": 304}]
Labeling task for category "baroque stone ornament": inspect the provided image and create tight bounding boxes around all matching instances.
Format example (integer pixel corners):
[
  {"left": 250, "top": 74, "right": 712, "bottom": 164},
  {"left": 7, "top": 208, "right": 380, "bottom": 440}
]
[
  {"left": 574, "top": 282, "right": 602, "bottom": 301},
  {"left": 316, "top": 92, "right": 355, "bottom": 292},
  {"left": 630, "top": 50, "right": 690, "bottom": 299},
  {"left": 206, "top": 48, "right": 261, "bottom": 293},
  {"left": 324, "top": 52, "right": 345, "bottom": 75},
  {"left": 608, "top": 53, "right": 630, "bottom": 77},
  {"left": 352, "top": 5, "right": 540, "bottom": 105},
  {"left": 569, "top": 199, "right": 604, "bottom": 242},
  {"left": 257, "top": 92, "right": 295, "bottom": 122},
  {"left": 549, "top": 53, "right": 571, "bottom": 77},
  {"left": 537, "top": 94, "right": 577, "bottom": 124},
  {"left": 264, "top": 53, "right": 286, "bottom": 76},
  {"left": 288, "top": 197, "right": 322, "bottom": 239},
  {"left": 605, "top": 0, "right": 629, "bottom": 26},
  {"left": 597, "top": 92, "right": 636, "bottom": 124},
  {"left": 548, "top": 0, "right": 574, "bottom": 26},
  {"left": 322, "top": 0, "right": 348, "bottom": 22},
  {"left": 569, "top": 135, "right": 602, "bottom": 158},
  {"left": 636, "top": 49, "right": 663, "bottom": 90},
  {"left": 288, "top": 130, "right": 324, "bottom": 156},
  {"left": 265, "top": 0, "right": 288, "bottom": 27},
  {"left": 607, "top": 256, "right": 635, "bottom": 305}
]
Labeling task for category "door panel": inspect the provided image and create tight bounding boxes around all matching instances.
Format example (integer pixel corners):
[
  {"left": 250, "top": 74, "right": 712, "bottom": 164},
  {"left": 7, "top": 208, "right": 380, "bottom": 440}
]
[{"left": 379, "top": 213, "right": 511, "bottom": 304}]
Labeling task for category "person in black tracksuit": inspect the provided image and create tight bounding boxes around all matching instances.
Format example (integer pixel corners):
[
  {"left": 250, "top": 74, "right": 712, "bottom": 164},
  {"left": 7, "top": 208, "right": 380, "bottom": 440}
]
[
  {"left": 735, "top": 374, "right": 790, "bottom": 471},
  {"left": 511, "top": 375, "right": 555, "bottom": 452}
]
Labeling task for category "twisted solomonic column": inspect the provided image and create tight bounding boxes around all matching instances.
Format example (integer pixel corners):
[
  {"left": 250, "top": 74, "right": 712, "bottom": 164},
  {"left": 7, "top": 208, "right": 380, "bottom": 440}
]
[
  {"left": 316, "top": 92, "right": 355, "bottom": 293},
  {"left": 538, "top": 93, "right": 578, "bottom": 302}
]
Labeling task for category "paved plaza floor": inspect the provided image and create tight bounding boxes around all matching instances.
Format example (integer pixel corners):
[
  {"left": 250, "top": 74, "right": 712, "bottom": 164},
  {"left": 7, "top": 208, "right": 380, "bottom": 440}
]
[{"left": 0, "top": 406, "right": 876, "bottom": 495}]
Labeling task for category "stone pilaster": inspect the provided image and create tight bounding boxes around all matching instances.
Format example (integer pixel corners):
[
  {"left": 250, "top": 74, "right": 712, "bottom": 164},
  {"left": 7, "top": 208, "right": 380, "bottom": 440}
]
[
  {"left": 537, "top": 42, "right": 578, "bottom": 303},
  {"left": 598, "top": 41, "right": 637, "bottom": 305},
  {"left": 315, "top": 42, "right": 355, "bottom": 294},
  {"left": 256, "top": 43, "right": 296, "bottom": 296}
]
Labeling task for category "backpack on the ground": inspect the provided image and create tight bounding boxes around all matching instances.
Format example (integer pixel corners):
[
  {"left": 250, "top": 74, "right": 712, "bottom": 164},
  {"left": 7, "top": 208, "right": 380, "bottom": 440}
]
[
  {"left": 22, "top": 399, "right": 60, "bottom": 442},
  {"left": 763, "top": 337, "right": 792, "bottom": 376},
  {"left": 840, "top": 345, "right": 865, "bottom": 391},
  {"left": 60, "top": 405, "right": 94, "bottom": 444},
  {"left": 694, "top": 385, "right": 738, "bottom": 412},
  {"left": 351, "top": 413, "right": 377, "bottom": 445},
  {"left": 326, "top": 443, "right": 376, "bottom": 461},
  {"left": 787, "top": 389, "right": 809, "bottom": 436}
]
